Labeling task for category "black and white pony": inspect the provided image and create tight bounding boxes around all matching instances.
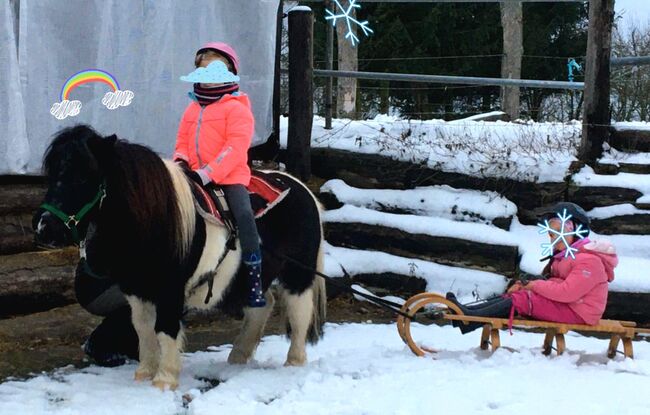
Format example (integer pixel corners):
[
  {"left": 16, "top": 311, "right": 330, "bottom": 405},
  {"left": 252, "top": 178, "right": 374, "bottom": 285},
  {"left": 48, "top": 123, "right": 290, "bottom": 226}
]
[{"left": 33, "top": 125, "right": 326, "bottom": 390}]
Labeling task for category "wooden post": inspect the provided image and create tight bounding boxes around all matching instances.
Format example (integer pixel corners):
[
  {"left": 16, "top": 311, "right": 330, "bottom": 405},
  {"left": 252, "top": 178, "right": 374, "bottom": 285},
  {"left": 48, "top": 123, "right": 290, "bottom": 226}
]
[
  {"left": 500, "top": 1, "right": 523, "bottom": 121},
  {"left": 325, "top": 0, "right": 334, "bottom": 130},
  {"left": 580, "top": 0, "right": 615, "bottom": 162},
  {"left": 287, "top": 7, "right": 313, "bottom": 181}
]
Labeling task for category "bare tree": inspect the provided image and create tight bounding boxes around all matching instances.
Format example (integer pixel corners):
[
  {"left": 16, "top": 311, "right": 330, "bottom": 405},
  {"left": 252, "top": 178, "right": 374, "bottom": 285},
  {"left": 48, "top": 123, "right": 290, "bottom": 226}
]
[
  {"left": 500, "top": 1, "right": 523, "bottom": 120},
  {"left": 611, "top": 21, "right": 650, "bottom": 121},
  {"left": 335, "top": 0, "right": 359, "bottom": 119}
]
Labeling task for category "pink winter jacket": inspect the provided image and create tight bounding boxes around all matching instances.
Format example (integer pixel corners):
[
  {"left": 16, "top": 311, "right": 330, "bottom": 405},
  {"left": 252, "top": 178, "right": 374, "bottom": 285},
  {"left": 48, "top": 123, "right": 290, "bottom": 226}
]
[
  {"left": 174, "top": 93, "right": 254, "bottom": 186},
  {"left": 529, "top": 238, "right": 618, "bottom": 325}
]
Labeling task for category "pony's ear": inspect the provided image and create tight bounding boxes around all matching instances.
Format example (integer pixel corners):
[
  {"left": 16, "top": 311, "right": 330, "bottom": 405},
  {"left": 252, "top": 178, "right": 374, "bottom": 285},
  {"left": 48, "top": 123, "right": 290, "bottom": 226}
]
[{"left": 105, "top": 134, "right": 118, "bottom": 145}]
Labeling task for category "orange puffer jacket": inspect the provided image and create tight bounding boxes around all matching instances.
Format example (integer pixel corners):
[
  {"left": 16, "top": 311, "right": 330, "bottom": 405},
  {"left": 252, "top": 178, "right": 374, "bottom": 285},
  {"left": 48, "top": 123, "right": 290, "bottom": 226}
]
[{"left": 174, "top": 93, "right": 254, "bottom": 186}]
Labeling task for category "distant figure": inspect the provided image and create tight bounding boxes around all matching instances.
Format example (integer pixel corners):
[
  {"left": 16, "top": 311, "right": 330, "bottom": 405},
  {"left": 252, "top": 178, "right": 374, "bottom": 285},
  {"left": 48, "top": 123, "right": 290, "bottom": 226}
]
[{"left": 447, "top": 202, "right": 618, "bottom": 333}]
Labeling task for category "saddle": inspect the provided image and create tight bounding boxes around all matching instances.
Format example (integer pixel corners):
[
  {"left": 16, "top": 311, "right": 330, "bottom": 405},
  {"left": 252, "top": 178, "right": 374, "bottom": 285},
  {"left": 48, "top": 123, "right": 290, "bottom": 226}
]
[{"left": 189, "top": 170, "right": 291, "bottom": 227}]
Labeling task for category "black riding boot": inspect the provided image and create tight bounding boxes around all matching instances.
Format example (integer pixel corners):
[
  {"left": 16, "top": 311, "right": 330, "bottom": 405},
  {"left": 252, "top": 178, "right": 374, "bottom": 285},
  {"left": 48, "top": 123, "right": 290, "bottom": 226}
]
[
  {"left": 244, "top": 250, "right": 266, "bottom": 307},
  {"left": 83, "top": 306, "right": 139, "bottom": 366},
  {"left": 445, "top": 292, "right": 513, "bottom": 334}
]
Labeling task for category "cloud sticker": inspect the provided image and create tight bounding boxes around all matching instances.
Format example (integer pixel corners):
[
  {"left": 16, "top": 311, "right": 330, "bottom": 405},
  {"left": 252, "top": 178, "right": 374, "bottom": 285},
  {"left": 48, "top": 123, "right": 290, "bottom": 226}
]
[
  {"left": 102, "top": 89, "right": 134, "bottom": 110},
  {"left": 180, "top": 60, "right": 240, "bottom": 84},
  {"left": 50, "top": 100, "right": 82, "bottom": 120}
]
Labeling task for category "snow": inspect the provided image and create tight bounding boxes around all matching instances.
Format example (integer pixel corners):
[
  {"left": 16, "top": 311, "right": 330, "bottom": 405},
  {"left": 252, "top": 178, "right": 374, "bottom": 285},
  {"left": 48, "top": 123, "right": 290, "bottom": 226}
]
[
  {"left": 280, "top": 115, "right": 580, "bottom": 183},
  {"left": 448, "top": 110, "right": 506, "bottom": 123},
  {"left": 323, "top": 204, "right": 518, "bottom": 247},
  {"left": 323, "top": 243, "right": 507, "bottom": 302},
  {"left": 613, "top": 121, "right": 650, "bottom": 131},
  {"left": 289, "top": 5, "right": 312, "bottom": 12},
  {"left": 349, "top": 284, "right": 405, "bottom": 306},
  {"left": 600, "top": 150, "right": 650, "bottom": 166},
  {"left": 2, "top": 323, "right": 650, "bottom": 415},
  {"left": 587, "top": 203, "right": 650, "bottom": 219},
  {"left": 573, "top": 166, "right": 650, "bottom": 202},
  {"left": 320, "top": 179, "right": 517, "bottom": 224}
]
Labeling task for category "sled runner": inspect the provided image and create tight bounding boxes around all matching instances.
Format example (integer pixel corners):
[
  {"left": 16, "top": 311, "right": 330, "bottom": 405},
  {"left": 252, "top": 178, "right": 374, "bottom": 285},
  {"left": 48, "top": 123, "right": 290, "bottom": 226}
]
[{"left": 396, "top": 292, "right": 650, "bottom": 359}]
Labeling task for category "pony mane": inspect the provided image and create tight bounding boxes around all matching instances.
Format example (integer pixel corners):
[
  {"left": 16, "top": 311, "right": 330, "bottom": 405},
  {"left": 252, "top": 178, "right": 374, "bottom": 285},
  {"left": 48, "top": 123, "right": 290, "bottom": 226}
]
[
  {"left": 108, "top": 139, "right": 194, "bottom": 260},
  {"left": 43, "top": 124, "right": 100, "bottom": 178}
]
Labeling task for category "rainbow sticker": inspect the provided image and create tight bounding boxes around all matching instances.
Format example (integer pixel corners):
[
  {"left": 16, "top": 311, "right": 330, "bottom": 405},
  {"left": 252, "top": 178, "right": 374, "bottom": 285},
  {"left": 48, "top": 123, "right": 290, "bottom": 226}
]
[
  {"left": 59, "top": 69, "right": 120, "bottom": 102},
  {"left": 51, "top": 69, "right": 134, "bottom": 120}
]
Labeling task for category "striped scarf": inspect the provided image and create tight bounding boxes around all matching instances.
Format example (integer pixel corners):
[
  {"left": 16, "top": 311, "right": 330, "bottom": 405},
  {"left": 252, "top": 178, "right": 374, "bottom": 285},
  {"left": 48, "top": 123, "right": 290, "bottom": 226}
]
[{"left": 193, "top": 83, "right": 239, "bottom": 106}]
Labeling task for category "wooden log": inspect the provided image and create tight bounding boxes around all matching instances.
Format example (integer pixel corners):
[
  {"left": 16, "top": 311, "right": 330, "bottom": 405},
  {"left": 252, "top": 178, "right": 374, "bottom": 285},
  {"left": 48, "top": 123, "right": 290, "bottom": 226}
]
[
  {"left": 610, "top": 128, "right": 650, "bottom": 153},
  {"left": 0, "top": 248, "right": 79, "bottom": 317},
  {"left": 591, "top": 214, "right": 650, "bottom": 235},
  {"left": 324, "top": 221, "right": 519, "bottom": 276},
  {"left": 0, "top": 213, "right": 37, "bottom": 255},
  {"left": 567, "top": 185, "right": 643, "bottom": 210},
  {"left": 605, "top": 292, "right": 650, "bottom": 323},
  {"left": 319, "top": 189, "right": 514, "bottom": 230},
  {"left": 580, "top": 0, "right": 615, "bottom": 162},
  {"left": 287, "top": 7, "right": 313, "bottom": 181},
  {"left": 310, "top": 148, "right": 567, "bottom": 211},
  {"left": 0, "top": 183, "right": 46, "bottom": 215}
]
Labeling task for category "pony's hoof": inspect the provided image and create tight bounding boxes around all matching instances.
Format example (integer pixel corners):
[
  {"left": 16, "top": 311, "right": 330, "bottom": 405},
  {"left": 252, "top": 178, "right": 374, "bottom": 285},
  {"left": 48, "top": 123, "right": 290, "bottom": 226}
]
[
  {"left": 227, "top": 350, "right": 250, "bottom": 365},
  {"left": 152, "top": 379, "right": 178, "bottom": 391},
  {"left": 283, "top": 358, "right": 306, "bottom": 367},
  {"left": 134, "top": 369, "right": 154, "bottom": 381}
]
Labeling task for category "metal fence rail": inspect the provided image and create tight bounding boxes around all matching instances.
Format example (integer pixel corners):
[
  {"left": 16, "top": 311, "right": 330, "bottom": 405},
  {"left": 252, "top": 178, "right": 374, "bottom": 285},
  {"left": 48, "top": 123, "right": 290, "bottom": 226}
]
[{"left": 313, "top": 69, "right": 585, "bottom": 90}]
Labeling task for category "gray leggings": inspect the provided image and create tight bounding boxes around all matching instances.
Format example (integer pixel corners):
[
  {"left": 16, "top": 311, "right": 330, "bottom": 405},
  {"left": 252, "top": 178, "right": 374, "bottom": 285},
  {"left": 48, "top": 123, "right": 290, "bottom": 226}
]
[{"left": 222, "top": 184, "right": 260, "bottom": 255}]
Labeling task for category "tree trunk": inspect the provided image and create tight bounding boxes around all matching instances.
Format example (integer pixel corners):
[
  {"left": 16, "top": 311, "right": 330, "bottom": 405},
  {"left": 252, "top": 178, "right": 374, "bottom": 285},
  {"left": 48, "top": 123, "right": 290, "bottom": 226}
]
[
  {"left": 335, "top": 0, "right": 358, "bottom": 119},
  {"left": 580, "top": 0, "right": 615, "bottom": 162},
  {"left": 500, "top": 1, "right": 523, "bottom": 120}
]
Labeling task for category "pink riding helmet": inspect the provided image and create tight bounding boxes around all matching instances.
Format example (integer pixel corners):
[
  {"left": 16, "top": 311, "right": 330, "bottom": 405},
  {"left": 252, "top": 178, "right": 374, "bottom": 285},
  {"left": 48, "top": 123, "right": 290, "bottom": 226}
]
[{"left": 196, "top": 42, "right": 240, "bottom": 74}]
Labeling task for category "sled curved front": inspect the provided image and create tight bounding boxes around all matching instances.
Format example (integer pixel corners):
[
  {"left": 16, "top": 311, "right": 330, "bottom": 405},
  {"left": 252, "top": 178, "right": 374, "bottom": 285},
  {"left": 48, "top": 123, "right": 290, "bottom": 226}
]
[{"left": 396, "top": 293, "right": 464, "bottom": 357}]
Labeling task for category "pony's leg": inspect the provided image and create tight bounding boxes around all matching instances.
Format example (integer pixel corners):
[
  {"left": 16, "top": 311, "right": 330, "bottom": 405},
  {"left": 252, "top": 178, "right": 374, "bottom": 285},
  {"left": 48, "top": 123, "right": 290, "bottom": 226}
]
[
  {"left": 126, "top": 296, "right": 159, "bottom": 381},
  {"left": 152, "top": 296, "right": 185, "bottom": 391},
  {"left": 228, "top": 290, "right": 275, "bottom": 364},
  {"left": 283, "top": 288, "right": 314, "bottom": 366}
]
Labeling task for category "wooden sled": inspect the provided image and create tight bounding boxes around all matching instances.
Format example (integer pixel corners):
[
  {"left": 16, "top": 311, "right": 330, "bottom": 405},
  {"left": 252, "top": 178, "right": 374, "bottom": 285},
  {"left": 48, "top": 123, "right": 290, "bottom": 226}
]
[{"left": 396, "top": 292, "right": 650, "bottom": 359}]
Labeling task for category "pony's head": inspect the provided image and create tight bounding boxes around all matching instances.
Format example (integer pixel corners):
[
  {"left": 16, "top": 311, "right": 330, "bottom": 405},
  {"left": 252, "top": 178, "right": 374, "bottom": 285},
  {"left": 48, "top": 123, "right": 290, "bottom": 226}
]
[{"left": 33, "top": 125, "right": 115, "bottom": 248}]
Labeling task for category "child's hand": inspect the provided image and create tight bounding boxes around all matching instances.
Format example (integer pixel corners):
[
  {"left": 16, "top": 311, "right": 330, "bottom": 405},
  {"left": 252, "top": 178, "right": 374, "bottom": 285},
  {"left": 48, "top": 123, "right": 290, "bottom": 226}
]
[{"left": 507, "top": 282, "right": 523, "bottom": 293}]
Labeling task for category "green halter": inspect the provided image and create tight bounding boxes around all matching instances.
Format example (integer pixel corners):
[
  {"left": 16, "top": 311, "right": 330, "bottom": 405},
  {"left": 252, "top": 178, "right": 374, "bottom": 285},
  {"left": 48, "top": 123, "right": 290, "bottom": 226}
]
[{"left": 40, "top": 182, "right": 106, "bottom": 244}]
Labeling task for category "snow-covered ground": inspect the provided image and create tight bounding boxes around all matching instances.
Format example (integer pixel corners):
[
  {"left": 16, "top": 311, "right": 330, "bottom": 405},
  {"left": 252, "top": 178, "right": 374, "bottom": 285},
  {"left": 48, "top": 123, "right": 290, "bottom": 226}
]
[
  {"left": 280, "top": 115, "right": 580, "bottom": 183},
  {"left": 2, "top": 323, "right": 650, "bottom": 415}
]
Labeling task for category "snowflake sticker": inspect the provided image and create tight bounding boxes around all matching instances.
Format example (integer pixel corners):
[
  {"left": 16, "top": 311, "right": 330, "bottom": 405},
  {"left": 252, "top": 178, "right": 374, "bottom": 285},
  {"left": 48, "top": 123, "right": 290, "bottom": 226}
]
[
  {"left": 326, "top": 0, "right": 374, "bottom": 47},
  {"left": 537, "top": 208, "right": 589, "bottom": 259}
]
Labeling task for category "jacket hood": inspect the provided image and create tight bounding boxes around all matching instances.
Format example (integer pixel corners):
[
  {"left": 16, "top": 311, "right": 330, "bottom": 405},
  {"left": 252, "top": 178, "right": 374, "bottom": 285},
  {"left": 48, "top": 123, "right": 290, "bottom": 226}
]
[{"left": 582, "top": 239, "right": 618, "bottom": 282}]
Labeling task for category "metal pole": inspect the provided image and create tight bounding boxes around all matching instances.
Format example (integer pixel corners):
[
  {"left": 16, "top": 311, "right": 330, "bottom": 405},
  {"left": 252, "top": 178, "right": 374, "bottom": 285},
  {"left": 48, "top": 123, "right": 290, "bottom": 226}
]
[
  {"left": 611, "top": 56, "right": 650, "bottom": 67},
  {"left": 325, "top": 0, "right": 333, "bottom": 129},
  {"left": 314, "top": 69, "right": 585, "bottom": 90}
]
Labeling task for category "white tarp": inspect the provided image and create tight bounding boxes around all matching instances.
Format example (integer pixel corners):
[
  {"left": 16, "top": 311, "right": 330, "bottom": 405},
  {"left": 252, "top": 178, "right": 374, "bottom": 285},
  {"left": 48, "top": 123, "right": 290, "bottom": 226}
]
[{"left": 0, "top": 0, "right": 279, "bottom": 175}]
